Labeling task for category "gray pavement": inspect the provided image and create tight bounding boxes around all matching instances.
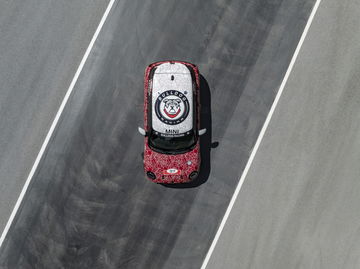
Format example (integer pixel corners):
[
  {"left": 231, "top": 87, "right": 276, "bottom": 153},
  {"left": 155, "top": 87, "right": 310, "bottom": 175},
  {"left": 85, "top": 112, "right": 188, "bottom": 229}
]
[
  {"left": 0, "top": 0, "right": 109, "bottom": 231},
  {"left": 0, "top": 0, "right": 315, "bottom": 268},
  {"left": 206, "top": 0, "right": 360, "bottom": 268}
]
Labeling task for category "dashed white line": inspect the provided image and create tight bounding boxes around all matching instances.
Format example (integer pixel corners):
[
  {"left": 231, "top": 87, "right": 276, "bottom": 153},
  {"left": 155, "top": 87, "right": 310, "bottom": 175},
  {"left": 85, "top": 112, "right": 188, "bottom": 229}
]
[
  {"left": 0, "top": 0, "right": 117, "bottom": 248},
  {"left": 200, "top": 0, "right": 323, "bottom": 268}
]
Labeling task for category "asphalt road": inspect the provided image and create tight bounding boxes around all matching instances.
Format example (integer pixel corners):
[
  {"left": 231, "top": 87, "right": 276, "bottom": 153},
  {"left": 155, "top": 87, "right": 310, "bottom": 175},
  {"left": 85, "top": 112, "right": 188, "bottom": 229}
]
[
  {"left": 206, "top": 0, "right": 360, "bottom": 268},
  {"left": 0, "top": 0, "right": 315, "bottom": 268},
  {"left": 0, "top": 0, "right": 109, "bottom": 232}
]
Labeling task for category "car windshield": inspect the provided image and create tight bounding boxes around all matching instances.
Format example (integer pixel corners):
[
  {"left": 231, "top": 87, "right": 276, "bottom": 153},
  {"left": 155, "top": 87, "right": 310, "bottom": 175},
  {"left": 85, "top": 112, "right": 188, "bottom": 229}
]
[{"left": 148, "top": 130, "right": 196, "bottom": 153}]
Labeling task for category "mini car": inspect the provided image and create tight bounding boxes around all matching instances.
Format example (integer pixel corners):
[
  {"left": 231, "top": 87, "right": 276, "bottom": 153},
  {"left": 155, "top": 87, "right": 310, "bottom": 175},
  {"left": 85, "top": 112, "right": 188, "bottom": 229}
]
[{"left": 138, "top": 61, "right": 206, "bottom": 183}]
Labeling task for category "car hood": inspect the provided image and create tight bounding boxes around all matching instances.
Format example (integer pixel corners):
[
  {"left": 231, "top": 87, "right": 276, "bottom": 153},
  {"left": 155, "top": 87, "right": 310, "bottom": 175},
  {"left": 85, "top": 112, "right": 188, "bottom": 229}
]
[{"left": 144, "top": 140, "right": 200, "bottom": 183}]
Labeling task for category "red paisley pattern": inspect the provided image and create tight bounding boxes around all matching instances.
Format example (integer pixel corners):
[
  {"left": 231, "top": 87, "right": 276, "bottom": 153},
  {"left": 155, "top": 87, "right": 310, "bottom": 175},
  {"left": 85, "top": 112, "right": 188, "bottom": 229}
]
[
  {"left": 144, "top": 140, "right": 200, "bottom": 183},
  {"left": 143, "top": 61, "right": 201, "bottom": 183}
]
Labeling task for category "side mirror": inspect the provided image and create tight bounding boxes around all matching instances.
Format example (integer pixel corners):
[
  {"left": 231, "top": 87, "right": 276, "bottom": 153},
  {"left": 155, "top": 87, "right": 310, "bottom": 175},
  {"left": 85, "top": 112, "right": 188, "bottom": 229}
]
[
  {"left": 138, "top": 127, "right": 146, "bottom": 136},
  {"left": 198, "top": 128, "right": 207, "bottom": 136}
]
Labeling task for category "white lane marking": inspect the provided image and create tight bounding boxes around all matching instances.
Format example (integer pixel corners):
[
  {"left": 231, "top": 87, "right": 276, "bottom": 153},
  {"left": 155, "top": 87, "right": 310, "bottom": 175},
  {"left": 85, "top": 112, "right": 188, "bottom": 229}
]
[
  {"left": 200, "top": 0, "right": 323, "bottom": 268},
  {"left": 0, "top": 0, "right": 117, "bottom": 248}
]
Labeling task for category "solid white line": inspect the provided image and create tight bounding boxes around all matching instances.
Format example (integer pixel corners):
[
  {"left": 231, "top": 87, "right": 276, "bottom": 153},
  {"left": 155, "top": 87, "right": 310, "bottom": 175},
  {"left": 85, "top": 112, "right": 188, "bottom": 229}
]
[
  {"left": 200, "top": 0, "right": 323, "bottom": 268},
  {"left": 0, "top": 0, "right": 117, "bottom": 248}
]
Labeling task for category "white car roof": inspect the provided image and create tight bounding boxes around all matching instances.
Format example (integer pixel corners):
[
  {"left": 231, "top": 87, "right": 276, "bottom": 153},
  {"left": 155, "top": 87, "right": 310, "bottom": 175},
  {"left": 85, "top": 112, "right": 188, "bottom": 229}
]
[{"left": 151, "top": 62, "right": 193, "bottom": 136}]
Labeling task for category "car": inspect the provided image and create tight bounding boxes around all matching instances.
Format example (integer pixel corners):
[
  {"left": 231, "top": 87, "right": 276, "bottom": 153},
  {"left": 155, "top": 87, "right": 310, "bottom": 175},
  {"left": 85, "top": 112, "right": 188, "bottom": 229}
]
[{"left": 138, "top": 61, "right": 206, "bottom": 183}]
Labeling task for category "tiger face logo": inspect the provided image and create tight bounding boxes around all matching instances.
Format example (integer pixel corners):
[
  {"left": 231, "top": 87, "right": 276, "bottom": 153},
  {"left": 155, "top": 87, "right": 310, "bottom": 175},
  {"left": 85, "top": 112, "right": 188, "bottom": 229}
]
[{"left": 155, "top": 90, "right": 190, "bottom": 125}]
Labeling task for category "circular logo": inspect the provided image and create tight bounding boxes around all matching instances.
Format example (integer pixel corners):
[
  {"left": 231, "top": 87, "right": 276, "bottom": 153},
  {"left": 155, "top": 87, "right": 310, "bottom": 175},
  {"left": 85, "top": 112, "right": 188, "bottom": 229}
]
[
  {"left": 155, "top": 90, "right": 190, "bottom": 125},
  {"left": 166, "top": 168, "right": 179, "bottom": 174}
]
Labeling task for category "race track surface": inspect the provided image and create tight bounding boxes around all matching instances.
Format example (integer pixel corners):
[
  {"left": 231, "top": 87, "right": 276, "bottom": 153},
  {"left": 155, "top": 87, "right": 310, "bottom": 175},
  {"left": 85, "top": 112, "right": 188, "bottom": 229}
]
[
  {"left": 0, "top": 0, "right": 315, "bottom": 268},
  {"left": 206, "top": 0, "right": 360, "bottom": 268},
  {"left": 0, "top": 0, "right": 109, "bottom": 232}
]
